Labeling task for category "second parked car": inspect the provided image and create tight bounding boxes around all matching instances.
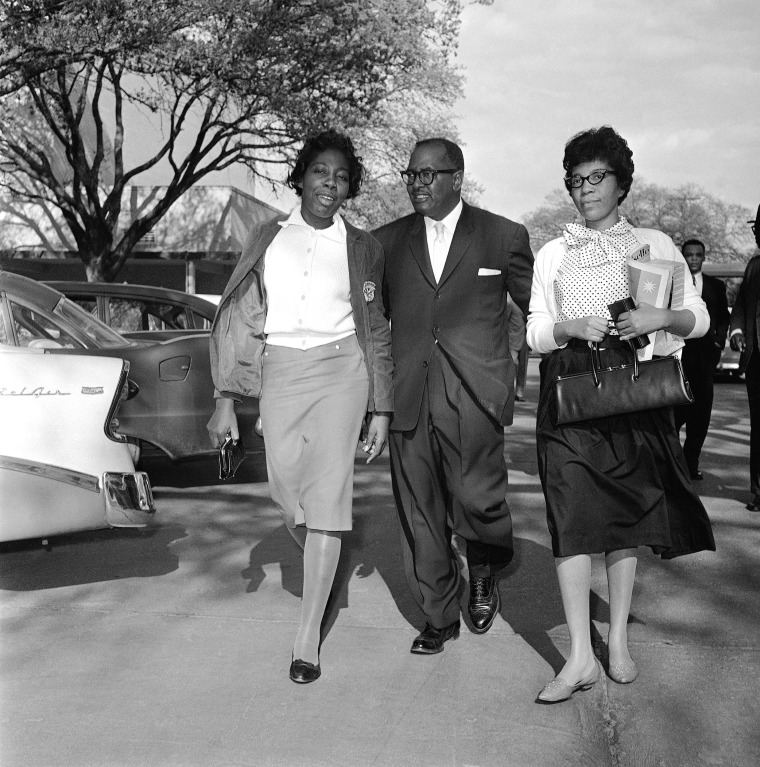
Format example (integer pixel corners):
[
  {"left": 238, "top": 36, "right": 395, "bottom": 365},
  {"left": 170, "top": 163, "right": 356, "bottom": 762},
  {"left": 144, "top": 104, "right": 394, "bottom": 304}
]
[
  {"left": 0, "top": 272, "right": 264, "bottom": 475},
  {"left": 46, "top": 281, "right": 217, "bottom": 342}
]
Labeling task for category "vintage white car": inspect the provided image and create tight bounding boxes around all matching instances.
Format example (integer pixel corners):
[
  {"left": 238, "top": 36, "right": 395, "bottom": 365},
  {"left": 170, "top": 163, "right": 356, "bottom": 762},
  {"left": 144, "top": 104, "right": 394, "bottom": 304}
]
[{"left": 0, "top": 346, "right": 155, "bottom": 543}]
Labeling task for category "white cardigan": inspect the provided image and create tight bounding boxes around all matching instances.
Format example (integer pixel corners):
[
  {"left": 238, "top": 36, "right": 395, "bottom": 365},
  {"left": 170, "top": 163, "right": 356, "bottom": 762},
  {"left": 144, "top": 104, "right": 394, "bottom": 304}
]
[{"left": 526, "top": 227, "right": 710, "bottom": 354}]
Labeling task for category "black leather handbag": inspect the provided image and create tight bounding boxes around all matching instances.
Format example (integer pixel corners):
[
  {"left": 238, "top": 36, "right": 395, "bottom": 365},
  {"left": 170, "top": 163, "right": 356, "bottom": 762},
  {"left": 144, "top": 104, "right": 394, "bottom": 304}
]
[
  {"left": 218, "top": 432, "right": 246, "bottom": 480},
  {"left": 554, "top": 341, "right": 694, "bottom": 426}
]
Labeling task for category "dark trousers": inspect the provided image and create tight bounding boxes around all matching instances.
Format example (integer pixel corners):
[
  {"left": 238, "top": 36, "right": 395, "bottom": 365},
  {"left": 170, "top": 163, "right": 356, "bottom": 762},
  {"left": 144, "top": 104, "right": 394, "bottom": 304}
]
[
  {"left": 389, "top": 347, "right": 513, "bottom": 628},
  {"left": 745, "top": 352, "right": 760, "bottom": 496},
  {"left": 674, "top": 343, "right": 720, "bottom": 473}
]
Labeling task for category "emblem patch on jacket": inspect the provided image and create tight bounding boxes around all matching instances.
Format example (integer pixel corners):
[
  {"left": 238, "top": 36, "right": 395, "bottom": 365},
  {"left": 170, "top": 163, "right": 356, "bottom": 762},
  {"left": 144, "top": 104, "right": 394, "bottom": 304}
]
[{"left": 363, "top": 281, "right": 376, "bottom": 302}]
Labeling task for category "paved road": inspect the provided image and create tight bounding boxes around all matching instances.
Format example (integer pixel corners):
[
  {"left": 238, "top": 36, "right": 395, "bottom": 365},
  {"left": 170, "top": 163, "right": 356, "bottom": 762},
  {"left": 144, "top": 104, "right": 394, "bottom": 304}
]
[{"left": 1, "top": 360, "right": 758, "bottom": 767}]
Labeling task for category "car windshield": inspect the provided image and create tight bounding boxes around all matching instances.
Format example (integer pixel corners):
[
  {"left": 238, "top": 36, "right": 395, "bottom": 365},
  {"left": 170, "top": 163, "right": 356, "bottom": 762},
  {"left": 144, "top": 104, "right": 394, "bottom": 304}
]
[{"left": 53, "top": 296, "right": 132, "bottom": 348}]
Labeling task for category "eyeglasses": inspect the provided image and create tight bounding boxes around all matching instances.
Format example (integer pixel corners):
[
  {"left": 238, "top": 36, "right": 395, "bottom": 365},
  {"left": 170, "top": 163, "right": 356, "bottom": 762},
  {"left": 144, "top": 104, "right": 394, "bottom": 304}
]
[
  {"left": 400, "top": 168, "right": 459, "bottom": 185},
  {"left": 564, "top": 169, "right": 617, "bottom": 190}
]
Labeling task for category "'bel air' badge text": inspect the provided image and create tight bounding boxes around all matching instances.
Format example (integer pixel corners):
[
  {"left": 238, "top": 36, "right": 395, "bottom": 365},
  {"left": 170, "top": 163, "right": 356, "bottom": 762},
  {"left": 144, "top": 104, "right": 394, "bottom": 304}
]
[
  {"left": 81, "top": 386, "right": 104, "bottom": 395},
  {"left": 0, "top": 387, "right": 72, "bottom": 397}
]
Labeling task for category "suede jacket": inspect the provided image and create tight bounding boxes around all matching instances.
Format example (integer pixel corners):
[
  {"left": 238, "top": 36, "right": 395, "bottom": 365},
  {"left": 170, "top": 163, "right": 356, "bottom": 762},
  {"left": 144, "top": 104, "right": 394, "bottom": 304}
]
[{"left": 209, "top": 214, "right": 393, "bottom": 414}]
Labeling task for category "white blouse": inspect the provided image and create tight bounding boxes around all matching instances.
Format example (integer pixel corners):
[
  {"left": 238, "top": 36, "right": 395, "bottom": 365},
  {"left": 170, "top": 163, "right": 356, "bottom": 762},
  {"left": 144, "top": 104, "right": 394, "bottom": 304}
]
[
  {"left": 263, "top": 208, "right": 355, "bottom": 349},
  {"left": 526, "top": 227, "right": 709, "bottom": 354}
]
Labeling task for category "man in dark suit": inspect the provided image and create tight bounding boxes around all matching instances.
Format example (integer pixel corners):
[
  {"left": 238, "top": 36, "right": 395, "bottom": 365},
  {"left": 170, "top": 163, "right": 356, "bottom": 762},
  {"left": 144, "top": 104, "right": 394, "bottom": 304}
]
[
  {"left": 674, "top": 238, "right": 730, "bottom": 480},
  {"left": 730, "top": 205, "right": 760, "bottom": 511},
  {"left": 374, "top": 138, "right": 533, "bottom": 653}
]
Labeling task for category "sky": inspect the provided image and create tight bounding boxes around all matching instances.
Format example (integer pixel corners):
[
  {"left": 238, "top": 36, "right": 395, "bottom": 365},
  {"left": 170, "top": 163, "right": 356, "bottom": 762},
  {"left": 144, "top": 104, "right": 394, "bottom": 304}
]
[
  {"left": 452, "top": 0, "right": 759, "bottom": 222},
  {"left": 130, "top": 0, "right": 759, "bottom": 226}
]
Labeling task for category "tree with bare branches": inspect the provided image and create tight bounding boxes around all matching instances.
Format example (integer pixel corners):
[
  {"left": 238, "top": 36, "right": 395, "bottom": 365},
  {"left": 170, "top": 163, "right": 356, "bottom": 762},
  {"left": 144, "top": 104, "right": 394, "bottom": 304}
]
[{"left": 0, "top": 0, "right": 478, "bottom": 281}]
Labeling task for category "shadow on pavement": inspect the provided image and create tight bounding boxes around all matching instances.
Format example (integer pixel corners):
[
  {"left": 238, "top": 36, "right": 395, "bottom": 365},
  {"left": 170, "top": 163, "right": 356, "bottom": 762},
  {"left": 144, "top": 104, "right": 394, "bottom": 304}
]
[
  {"left": 0, "top": 524, "right": 187, "bottom": 590},
  {"left": 241, "top": 494, "right": 424, "bottom": 637},
  {"left": 496, "top": 536, "right": 647, "bottom": 676}
]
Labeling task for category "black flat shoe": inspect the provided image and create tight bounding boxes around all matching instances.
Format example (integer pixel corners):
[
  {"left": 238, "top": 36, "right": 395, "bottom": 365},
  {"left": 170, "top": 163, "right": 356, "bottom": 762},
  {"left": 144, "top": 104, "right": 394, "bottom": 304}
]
[
  {"left": 689, "top": 469, "right": 703, "bottom": 481},
  {"left": 468, "top": 576, "right": 500, "bottom": 634},
  {"left": 747, "top": 495, "right": 760, "bottom": 512},
  {"left": 410, "top": 620, "right": 460, "bottom": 654},
  {"left": 290, "top": 657, "right": 321, "bottom": 684}
]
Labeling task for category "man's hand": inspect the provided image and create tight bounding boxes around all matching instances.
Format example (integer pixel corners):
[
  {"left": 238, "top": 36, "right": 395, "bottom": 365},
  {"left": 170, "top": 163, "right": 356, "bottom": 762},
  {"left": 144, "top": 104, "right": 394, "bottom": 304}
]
[
  {"left": 362, "top": 414, "right": 390, "bottom": 463},
  {"left": 730, "top": 332, "right": 747, "bottom": 353}
]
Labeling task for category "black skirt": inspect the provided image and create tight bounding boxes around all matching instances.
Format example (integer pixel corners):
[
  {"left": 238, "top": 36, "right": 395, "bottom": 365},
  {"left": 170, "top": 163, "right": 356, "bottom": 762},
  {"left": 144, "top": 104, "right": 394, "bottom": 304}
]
[{"left": 536, "top": 337, "right": 715, "bottom": 559}]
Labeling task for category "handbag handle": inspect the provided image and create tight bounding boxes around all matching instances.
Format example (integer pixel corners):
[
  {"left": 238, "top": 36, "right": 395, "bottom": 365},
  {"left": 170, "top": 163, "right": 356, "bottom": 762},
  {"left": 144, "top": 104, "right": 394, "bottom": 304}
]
[{"left": 590, "top": 340, "right": 639, "bottom": 387}]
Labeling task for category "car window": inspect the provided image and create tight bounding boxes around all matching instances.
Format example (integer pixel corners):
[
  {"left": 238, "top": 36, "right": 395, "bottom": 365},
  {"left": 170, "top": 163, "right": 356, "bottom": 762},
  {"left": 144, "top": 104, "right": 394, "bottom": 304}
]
[
  {"left": 10, "top": 301, "right": 84, "bottom": 349},
  {"left": 108, "top": 298, "right": 191, "bottom": 332},
  {"left": 53, "top": 297, "right": 131, "bottom": 348},
  {"left": 190, "top": 312, "right": 212, "bottom": 330},
  {"left": 70, "top": 297, "right": 99, "bottom": 316}
]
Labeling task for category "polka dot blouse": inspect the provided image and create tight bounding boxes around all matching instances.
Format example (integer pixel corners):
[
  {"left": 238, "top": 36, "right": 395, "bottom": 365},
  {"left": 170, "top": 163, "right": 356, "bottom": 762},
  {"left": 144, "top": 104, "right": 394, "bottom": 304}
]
[{"left": 555, "top": 218, "right": 642, "bottom": 325}]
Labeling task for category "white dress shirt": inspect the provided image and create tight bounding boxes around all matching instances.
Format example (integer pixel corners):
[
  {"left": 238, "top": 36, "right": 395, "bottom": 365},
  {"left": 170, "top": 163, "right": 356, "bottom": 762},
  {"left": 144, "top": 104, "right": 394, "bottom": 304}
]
[
  {"left": 263, "top": 207, "right": 355, "bottom": 349},
  {"left": 425, "top": 200, "right": 463, "bottom": 283}
]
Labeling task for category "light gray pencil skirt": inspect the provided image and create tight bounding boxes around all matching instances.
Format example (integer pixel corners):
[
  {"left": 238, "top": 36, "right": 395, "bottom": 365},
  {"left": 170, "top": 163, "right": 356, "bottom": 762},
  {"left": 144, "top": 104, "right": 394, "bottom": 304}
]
[{"left": 260, "top": 334, "right": 369, "bottom": 531}]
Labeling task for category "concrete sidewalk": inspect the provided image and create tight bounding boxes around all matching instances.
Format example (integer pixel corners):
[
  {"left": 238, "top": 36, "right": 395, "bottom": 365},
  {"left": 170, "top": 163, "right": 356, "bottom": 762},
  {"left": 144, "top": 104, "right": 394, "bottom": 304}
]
[{"left": 1, "top": 360, "right": 759, "bottom": 767}]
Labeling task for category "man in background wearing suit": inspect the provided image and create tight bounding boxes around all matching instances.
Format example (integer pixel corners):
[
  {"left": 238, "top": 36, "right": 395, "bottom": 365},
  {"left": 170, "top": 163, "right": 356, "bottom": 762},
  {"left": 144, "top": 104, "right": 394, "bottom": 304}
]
[
  {"left": 374, "top": 138, "right": 533, "bottom": 653},
  {"left": 674, "top": 238, "right": 729, "bottom": 481},
  {"left": 730, "top": 205, "right": 760, "bottom": 511}
]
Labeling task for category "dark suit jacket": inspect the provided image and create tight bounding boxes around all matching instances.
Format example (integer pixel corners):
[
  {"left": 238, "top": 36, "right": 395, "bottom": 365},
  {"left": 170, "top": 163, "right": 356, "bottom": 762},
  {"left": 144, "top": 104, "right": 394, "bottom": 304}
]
[
  {"left": 731, "top": 255, "right": 760, "bottom": 373},
  {"left": 374, "top": 202, "right": 533, "bottom": 430},
  {"left": 682, "top": 272, "right": 730, "bottom": 373}
]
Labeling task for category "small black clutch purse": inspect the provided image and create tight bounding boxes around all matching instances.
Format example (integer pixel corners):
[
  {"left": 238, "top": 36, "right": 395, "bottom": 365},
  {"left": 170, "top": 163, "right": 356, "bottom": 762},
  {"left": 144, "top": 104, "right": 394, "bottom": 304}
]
[{"left": 218, "top": 432, "right": 246, "bottom": 480}]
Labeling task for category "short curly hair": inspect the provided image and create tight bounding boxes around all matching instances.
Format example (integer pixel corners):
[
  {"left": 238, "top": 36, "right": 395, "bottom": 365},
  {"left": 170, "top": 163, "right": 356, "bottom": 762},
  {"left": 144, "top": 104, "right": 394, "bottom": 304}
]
[
  {"left": 681, "top": 238, "right": 706, "bottom": 254},
  {"left": 287, "top": 129, "right": 365, "bottom": 200},
  {"left": 563, "top": 126, "right": 635, "bottom": 203}
]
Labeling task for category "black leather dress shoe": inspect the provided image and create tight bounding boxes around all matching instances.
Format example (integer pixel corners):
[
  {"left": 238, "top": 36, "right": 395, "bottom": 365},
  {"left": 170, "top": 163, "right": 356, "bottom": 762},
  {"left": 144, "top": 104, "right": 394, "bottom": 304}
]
[
  {"left": 689, "top": 469, "right": 704, "bottom": 481},
  {"left": 747, "top": 495, "right": 760, "bottom": 512},
  {"left": 290, "top": 657, "right": 321, "bottom": 684},
  {"left": 468, "top": 576, "right": 500, "bottom": 634},
  {"left": 410, "top": 620, "right": 460, "bottom": 654}
]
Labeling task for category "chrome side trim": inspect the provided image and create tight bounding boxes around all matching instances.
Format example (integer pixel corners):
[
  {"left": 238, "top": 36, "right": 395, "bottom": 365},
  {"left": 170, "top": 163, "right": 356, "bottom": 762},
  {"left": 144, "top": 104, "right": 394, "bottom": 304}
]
[
  {"left": 105, "top": 361, "right": 131, "bottom": 443},
  {"left": 0, "top": 455, "right": 99, "bottom": 492},
  {"left": 103, "top": 471, "right": 156, "bottom": 527}
]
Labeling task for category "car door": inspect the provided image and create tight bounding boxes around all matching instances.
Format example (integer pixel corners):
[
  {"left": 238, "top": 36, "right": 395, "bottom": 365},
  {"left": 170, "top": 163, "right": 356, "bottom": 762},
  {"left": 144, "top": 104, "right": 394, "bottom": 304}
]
[{"left": 88, "top": 333, "right": 259, "bottom": 460}]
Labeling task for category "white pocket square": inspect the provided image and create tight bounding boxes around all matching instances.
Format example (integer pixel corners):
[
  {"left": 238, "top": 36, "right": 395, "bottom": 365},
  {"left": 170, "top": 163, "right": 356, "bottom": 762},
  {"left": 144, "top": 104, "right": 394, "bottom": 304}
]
[{"left": 478, "top": 268, "right": 501, "bottom": 276}]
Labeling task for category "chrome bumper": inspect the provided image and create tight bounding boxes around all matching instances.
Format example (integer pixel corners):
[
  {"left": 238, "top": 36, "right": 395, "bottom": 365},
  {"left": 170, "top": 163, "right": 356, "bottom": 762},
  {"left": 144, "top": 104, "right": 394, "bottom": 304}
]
[{"left": 103, "top": 471, "right": 156, "bottom": 527}]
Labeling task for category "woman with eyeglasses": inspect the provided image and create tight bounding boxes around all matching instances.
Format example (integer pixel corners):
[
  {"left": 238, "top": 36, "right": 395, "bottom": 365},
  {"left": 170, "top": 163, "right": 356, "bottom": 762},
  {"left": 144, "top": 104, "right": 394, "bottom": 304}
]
[
  {"left": 526, "top": 126, "right": 715, "bottom": 703},
  {"left": 207, "top": 129, "right": 393, "bottom": 684}
]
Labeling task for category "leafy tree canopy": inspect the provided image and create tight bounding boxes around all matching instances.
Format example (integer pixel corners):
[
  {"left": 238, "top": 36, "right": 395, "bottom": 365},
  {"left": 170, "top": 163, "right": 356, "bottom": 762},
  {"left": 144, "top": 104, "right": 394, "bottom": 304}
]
[{"left": 0, "top": 0, "right": 488, "bottom": 280}]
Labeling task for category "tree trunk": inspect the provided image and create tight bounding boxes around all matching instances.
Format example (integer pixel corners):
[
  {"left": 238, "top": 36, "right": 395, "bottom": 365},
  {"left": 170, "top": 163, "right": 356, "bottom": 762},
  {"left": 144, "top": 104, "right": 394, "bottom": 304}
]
[{"left": 83, "top": 254, "right": 108, "bottom": 283}]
